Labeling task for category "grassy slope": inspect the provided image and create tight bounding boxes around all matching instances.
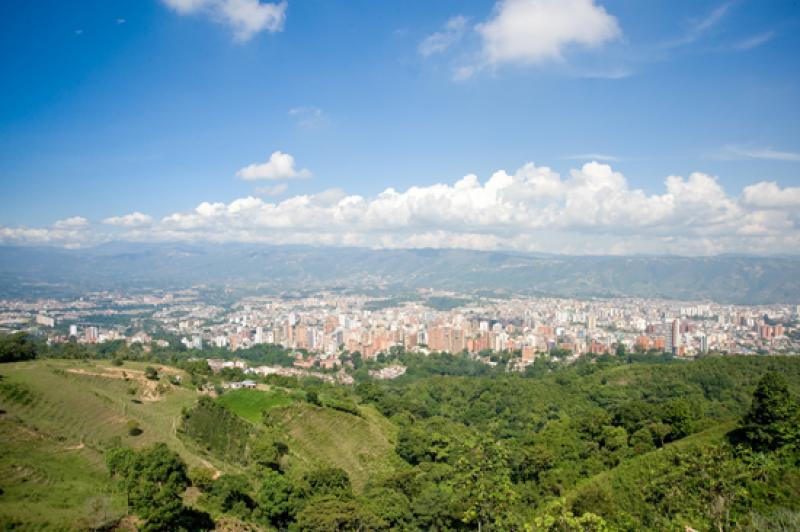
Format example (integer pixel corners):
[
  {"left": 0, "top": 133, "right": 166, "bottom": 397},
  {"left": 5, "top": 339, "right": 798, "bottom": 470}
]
[
  {"left": 0, "top": 360, "right": 401, "bottom": 526},
  {"left": 215, "top": 388, "right": 400, "bottom": 491},
  {"left": 274, "top": 402, "right": 400, "bottom": 491},
  {"left": 0, "top": 359, "right": 234, "bottom": 529},
  {"left": 216, "top": 388, "right": 300, "bottom": 424}
]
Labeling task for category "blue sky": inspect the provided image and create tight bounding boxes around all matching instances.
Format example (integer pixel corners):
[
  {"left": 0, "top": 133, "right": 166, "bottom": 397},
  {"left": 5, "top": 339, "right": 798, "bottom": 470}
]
[{"left": 0, "top": 0, "right": 798, "bottom": 254}]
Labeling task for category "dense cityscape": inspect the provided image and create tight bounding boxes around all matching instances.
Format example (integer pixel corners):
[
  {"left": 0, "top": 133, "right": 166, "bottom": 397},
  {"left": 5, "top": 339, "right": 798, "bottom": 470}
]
[{"left": 3, "top": 288, "right": 799, "bottom": 374}]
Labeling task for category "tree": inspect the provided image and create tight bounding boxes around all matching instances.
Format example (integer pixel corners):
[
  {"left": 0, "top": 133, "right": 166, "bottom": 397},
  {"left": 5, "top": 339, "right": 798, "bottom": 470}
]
[
  {"left": 105, "top": 443, "right": 196, "bottom": 529},
  {"left": 206, "top": 474, "right": 255, "bottom": 517},
  {"left": 630, "top": 427, "right": 656, "bottom": 454},
  {"left": 255, "top": 470, "right": 296, "bottom": 528},
  {"left": 456, "top": 438, "right": 519, "bottom": 530},
  {"left": 144, "top": 366, "right": 159, "bottom": 380},
  {"left": 534, "top": 498, "right": 609, "bottom": 532},
  {"left": 649, "top": 422, "right": 672, "bottom": 448},
  {"left": 358, "top": 487, "right": 412, "bottom": 529},
  {"left": 741, "top": 372, "right": 799, "bottom": 451},
  {"left": 305, "top": 389, "right": 322, "bottom": 406},
  {"left": 660, "top": 399, "right": 693, "bottom": 441},
  {"left": 251, "top": 436, "right": 288, "bottom": 471},
  {"left": 294, "top": 495, "right": 383, "bottom": 531},
  {"left": 0, "top": 332, "right": 39, "bottom": 363},
  {"left": 301, "top": 467, "right": 352, "bottom": 499}
]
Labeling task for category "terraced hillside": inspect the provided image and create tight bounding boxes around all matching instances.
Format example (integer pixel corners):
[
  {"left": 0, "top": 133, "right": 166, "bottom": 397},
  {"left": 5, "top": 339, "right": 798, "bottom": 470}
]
[
  {"left": 0, "top": 360, "right": 223, "bottom": 528},
  {"left": 273, "top": 402, "right": 400, "bottom": 490},
  {"left": 0, "top": 359, "right": 401, "bottom": 528}
]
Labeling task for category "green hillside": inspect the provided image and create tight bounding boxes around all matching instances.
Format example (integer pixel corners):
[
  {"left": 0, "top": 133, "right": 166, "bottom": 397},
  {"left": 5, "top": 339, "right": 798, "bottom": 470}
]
[
  {"left": 0, "top": 359, "right": 400, "bottom": 528},
  {"left": 2, "top": 353, "right": 800, "bottom": 530},
  {"left": 0, "top": 359, "right": 237, "bottom": 528},
  {"left": 274, "top": 402, "right": 399, "bottom": 490},
  {"left": 217, "top": 388, "right": 301, "bottom": 424}
]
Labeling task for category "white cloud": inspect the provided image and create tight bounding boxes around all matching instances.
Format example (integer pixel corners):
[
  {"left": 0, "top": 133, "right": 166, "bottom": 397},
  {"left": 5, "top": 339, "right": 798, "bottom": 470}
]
[
  {"left": 53, "top": 216, "right": 89, "bottom": 229},
  {"left": 419, "top": 16, "right": 468, "bottom": 57},
  {"left": 475, "top": 0, "right": 620, "bottom": 68},
  {"left": 148, "top": 161, "right": 796, "bottom": 255},
  {"left": 102, "top": 212, "right": 154, "bottom": 227},
  {"left": 1, "top": 217, "right": 97, "bottom": 247},
  {"left": 4, "top": 161, "right": 800, "bottom": 255},
  {"left": 162, "top": 0, "right": 286, "bottom": 41},
  {"left": 236, "top": 151, "right": 311, "bottom": 181},
  {"left": 255, "top": 183, "right": 288, "bottom": 196},
  {"left": 716, "top": 145, "right": 800, "bottom": 162},
  {"left": 742, "top": 182, "right": 800, "bottom": 209}
]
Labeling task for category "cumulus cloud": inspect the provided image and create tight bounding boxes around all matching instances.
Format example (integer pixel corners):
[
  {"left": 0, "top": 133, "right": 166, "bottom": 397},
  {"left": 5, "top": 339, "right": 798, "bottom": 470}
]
[
  {"left": 475, "top": 0, "right": 620, "bottom": 67},
  {"left": 4, "top": 161, "right": 800, "bottom": 255},
  {"left": 162, "top": 0, "right": 286, "bottom": 41},
  {"left": 103, "top": 212, "right": 154, "bottom": 227},
  {"left": 53, "top": 216, "right": 89, "bottom": 229},
  {"left": 145, "top": 161, "right": 798, "bottom": 254},
  {"left": 742, "top": 182, "right": 800, "bottom": 209},
  {"left": 236, "top": 151, "right": 311, "bottom": 180},
  {"left": 1, "top": 216, "right": 96, "bottom": 247},
  {"left": 419, "top": 16, "right": 469, "bottom": 57}
]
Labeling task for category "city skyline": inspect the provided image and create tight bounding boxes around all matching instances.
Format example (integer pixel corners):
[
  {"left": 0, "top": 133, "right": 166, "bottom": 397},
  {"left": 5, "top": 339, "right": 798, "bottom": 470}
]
[{"left": 1, "top": 1, "right": 799, "bottom": 255}]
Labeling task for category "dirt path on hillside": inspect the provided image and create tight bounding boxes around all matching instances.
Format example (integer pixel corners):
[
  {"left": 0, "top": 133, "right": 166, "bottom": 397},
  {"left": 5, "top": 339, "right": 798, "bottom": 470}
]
[{"left": 66, "top": 367, "right": 163, "bottom": 401}]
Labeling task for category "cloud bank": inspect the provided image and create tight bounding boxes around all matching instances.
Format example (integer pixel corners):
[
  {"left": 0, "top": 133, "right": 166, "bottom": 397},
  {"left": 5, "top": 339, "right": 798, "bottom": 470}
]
[{"left": 3, "top": 161, "right": 799, "bottom": 256}]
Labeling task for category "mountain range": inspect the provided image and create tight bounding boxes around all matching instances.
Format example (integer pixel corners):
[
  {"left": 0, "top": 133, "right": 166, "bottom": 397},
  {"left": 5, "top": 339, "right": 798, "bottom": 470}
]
[{"left": 0, "top": 243, "right": 798, "bottom": 304}]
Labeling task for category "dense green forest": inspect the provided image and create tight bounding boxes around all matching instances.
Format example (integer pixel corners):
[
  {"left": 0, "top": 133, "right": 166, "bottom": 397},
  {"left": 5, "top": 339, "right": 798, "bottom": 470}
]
[{"left": 1, "top": 332, "right": 799, "bottom": 530}]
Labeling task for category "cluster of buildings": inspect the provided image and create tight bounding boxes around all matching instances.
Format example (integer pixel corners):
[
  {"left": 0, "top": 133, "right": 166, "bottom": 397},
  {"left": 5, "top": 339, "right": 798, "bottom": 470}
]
[
  {"left": 207, "top": 357, "right": 356, "bottom": 385},
  {"left": 2, "top": 289, "right": 799, "bottom": 369},
  {"left": 171, "top": 294, "right": 799, "bottom": 365}
]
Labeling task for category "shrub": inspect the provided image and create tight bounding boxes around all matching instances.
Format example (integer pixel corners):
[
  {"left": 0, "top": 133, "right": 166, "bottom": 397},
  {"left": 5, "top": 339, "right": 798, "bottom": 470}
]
[{"left": 127, "top": 420, "right": 143, "bottom": 436}]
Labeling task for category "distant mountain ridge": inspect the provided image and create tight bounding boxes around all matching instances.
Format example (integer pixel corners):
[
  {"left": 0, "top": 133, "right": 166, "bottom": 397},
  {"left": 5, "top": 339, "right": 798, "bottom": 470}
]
[{"left": 0, "top": 243, "right": 798, "bottom": 304}]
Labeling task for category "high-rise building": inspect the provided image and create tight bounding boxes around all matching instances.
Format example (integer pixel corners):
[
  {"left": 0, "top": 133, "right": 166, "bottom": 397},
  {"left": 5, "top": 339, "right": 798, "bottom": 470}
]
[
  {"left": 69, "top": 324, "right": 78, "bottom": 337},
  {"left": 192, "top": 335, "right": 203, "bottom": 350},
  {"left": 699, "top": 334, "right": 708, "bottom": 353},
  {"left": 670, "top": 319, "right": 681, "bottom": 355},
  {"left": 85, "top": 326, "right": 99, "bottom": 343}
]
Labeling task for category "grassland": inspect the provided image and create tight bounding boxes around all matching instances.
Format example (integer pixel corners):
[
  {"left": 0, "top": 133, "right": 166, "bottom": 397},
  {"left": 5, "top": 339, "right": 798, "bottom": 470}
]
[
  {"left": 216, "top": 387, "right": 300, "bottom": 424},
  {"left": 0, "top": 359, "right": 228, "bottom": 528},
  {"left": 0, "top": 359, "right": 401, "bottom": 527},
  {"left": 274, "top": 402, "right": 400, "bottom": 491}
]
